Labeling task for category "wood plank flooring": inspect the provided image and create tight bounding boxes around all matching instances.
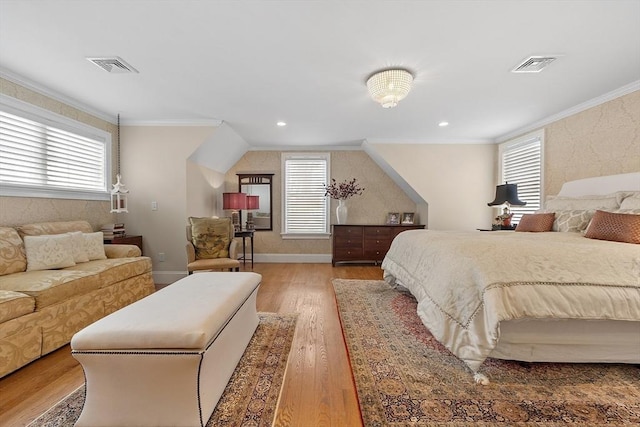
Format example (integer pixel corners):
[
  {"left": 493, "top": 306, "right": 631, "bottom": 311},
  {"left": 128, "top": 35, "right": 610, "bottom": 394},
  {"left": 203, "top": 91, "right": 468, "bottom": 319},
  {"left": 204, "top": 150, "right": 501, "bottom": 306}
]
[{"left": 0, "top": 263, "right": 382, "bottom": 427}]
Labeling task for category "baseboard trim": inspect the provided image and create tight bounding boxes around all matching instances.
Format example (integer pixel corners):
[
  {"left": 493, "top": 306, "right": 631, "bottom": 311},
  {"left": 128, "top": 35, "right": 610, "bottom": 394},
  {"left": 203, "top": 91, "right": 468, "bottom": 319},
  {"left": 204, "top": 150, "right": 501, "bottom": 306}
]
[{"left": 253, "top": 253, "right": 332, "bottom": 263}]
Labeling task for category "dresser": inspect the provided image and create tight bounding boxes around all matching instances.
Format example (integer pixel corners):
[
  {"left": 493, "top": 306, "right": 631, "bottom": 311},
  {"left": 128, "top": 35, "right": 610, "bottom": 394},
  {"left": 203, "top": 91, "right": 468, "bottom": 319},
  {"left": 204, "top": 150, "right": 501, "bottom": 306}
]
[{"left": 332, "top": 224, "right": 425, "bottom": 266}]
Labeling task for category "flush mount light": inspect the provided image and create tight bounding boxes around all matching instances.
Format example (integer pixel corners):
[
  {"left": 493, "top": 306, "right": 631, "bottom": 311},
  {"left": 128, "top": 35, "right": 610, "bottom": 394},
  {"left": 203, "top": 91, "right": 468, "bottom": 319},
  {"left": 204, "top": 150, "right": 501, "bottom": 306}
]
[
  {"left": 276, "top": 121, "right": 287, "bottom": 127},
  {"left": 438, "top": 121, "right": 449, "bottom": 127},
  {"left": 366, "top": 68, "right": 414, "bottom": 108}
]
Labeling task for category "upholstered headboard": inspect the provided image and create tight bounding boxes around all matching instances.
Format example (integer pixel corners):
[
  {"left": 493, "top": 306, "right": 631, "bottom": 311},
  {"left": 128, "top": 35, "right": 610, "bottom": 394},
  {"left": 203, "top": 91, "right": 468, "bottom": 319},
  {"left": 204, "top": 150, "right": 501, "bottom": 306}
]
[{"left": 557, "top": 172, "right": 640, "bottom": 197}]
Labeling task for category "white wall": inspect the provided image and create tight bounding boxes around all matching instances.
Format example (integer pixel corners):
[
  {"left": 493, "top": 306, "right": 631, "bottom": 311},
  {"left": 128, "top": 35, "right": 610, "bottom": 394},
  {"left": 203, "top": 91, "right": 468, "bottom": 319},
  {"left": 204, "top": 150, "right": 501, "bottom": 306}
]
[
  {"left": 367, "top": 143, "right": 496, "bottom": 230},
  {"left": 119, "top": 125, "right": 217, "bottom": 284}
]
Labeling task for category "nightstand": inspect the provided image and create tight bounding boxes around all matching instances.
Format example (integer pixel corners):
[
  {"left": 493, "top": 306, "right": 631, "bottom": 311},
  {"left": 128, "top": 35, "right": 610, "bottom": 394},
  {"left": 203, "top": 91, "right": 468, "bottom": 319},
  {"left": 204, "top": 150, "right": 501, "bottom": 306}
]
[{"left": 104, "top": 235, "right": 143, "bottom": 255}]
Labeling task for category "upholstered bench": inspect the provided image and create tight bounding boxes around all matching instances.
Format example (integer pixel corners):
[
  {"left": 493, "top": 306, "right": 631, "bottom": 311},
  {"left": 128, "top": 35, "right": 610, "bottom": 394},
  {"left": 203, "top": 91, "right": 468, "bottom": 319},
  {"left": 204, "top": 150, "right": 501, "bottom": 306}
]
[{"left": 71, "top": 272, "right": 262, "bottom": 427}]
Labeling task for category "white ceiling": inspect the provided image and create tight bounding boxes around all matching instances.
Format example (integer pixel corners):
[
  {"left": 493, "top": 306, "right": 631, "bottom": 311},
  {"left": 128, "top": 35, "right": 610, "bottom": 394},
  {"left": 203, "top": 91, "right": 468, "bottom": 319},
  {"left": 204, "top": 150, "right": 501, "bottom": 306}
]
[{"left": 1, "top": 1, "right": 639, "bottom": 148}]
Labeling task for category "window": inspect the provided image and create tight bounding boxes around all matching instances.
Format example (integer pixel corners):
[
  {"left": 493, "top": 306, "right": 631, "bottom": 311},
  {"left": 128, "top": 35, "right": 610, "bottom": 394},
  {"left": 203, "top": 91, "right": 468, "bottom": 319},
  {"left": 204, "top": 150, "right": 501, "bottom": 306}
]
[
  {"left": 0, "top": 98, "right": 111, "bottom": 200},
  {"left": 499, "top": 130, "right": 544, "bottom": 224},
  {"left": 281, "top": 152, "right": 330, "bottom": 238}
]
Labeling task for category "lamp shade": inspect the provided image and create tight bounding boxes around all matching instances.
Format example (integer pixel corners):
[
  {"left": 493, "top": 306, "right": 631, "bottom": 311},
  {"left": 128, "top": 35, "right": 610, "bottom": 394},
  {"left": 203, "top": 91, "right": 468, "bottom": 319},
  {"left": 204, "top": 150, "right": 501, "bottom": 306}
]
[
  {"left": 246, "top": 195, "right": 260, "bottom": 210},
  {"left": 487, "top": 183, "right": 527, "bottom": 206},
  {"left": 366, "top": 68, "right": 414, "bottom": 108},
  {"left": 223, "top": 192, "right": 247, "bottom": 210}
]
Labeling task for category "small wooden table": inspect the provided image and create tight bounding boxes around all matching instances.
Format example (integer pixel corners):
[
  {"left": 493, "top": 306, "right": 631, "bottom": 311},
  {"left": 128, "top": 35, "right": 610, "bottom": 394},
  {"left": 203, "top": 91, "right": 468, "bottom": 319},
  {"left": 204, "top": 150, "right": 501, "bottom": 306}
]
[
  {"left": 235, "top": 230, "right": 254, "bottom": 268},
  {"left": 104, "top": 235, "right": 143, "bottom": 255}
]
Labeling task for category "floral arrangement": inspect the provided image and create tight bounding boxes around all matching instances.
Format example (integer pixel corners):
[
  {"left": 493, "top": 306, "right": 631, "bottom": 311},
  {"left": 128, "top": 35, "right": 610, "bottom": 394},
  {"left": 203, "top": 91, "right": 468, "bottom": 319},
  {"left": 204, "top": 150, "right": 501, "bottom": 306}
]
[{"left": 324, "top": 178, "right": 365, "bottom": 200}]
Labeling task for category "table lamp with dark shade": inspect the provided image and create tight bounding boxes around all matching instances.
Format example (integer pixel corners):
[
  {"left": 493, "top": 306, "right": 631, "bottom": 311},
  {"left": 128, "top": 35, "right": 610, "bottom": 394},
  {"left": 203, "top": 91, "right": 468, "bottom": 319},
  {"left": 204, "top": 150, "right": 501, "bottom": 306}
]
[{"left": 488, "top": 183, "right": 526, "bottom": 229}]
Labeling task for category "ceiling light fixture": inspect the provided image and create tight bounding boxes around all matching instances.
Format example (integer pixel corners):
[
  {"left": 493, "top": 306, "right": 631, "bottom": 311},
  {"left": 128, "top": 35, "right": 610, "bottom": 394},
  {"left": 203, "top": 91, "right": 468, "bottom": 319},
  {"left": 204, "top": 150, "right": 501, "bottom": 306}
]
[
  {"left": 438, "top": 121, "right": 449, "bottom": 127},
  {"left": 276, "top": 121, "right": 287, "bottom": 127},
  {"left": 366, "top": 68, "right": 414, "bottom": 108}
]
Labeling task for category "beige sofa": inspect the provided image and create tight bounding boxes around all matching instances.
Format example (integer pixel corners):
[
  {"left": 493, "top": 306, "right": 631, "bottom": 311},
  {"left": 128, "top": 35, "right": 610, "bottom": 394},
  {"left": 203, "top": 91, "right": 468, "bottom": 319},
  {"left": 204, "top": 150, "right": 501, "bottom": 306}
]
[{"left": 0, "top": 220, "right": 155, "bottom": 378}]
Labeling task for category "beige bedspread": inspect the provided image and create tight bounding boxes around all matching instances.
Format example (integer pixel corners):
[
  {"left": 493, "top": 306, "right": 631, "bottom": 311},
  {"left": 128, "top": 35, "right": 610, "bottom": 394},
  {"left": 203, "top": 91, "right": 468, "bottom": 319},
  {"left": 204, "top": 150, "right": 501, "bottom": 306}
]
[{"left": 381, "top": 230, "right": 640, "bottom": 372}]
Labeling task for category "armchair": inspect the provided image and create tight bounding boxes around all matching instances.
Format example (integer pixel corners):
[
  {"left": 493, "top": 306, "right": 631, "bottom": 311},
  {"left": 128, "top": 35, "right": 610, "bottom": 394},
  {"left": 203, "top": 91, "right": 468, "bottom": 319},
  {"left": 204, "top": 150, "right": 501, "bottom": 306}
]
[{"left": 186, "top": 217, "right": 240, "bottom": 273}]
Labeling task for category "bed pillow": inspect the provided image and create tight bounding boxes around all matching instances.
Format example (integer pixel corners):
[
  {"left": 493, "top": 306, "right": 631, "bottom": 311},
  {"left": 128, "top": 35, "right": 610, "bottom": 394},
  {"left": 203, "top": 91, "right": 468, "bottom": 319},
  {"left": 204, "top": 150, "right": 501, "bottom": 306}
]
[
  {"left": 515, "top": 213, "right": 555, "bottom": 232},
  {"left": 24, "top": 234, "right": 76, "bottom": 271},
  {"left": 584, "top": 210, "right": 640, "bottom": 244},
  {"left": 544, "top": 194, "right": 619, "bottom": 211},
  {"left": 551, "top": 210, "right": 595, "bottom": 232},
  {"left": 619, "top": 192, "right": 640, "bottom": 209},
  {"left": 67, "top": 231, "right": 90, "bottom": 263},
  {"left": 84, "top": 232, "right": 107, "bottom": 260}
]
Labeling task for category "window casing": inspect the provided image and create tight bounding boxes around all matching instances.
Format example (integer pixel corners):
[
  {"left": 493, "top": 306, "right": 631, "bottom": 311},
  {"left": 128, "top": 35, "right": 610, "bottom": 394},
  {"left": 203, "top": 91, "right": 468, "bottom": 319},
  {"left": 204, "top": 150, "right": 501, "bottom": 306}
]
[
  {"left": 0, "top": 96, "right": 111, "bottom": 200},
  {"left": 498, "top": 130, "right": 544, "bottom": 224},
  {"left": 281, "top": 152, "right": 330, "bottom": 238}
]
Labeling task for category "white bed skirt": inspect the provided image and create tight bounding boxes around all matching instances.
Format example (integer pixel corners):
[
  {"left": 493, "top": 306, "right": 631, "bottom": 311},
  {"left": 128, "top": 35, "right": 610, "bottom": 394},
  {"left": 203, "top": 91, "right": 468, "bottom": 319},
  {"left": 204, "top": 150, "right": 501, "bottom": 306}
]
[{"left": 491, "top": 318, "right": 640, "bottom": 364}]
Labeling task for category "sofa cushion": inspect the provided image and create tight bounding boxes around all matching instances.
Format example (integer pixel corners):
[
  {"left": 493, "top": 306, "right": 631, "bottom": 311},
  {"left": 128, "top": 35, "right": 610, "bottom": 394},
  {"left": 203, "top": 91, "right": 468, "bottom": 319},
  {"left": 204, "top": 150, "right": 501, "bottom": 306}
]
[
  {"left": 24, "top": 234, "right": 76, "bottom": 271},
  {"left": 0, "top": 227, "right": 27, "bottom": 276},
  {"left": 0, "top": 257, "right": 152, "bottom": 309},
  {"left": 17, "top": 220, "right": 94, "bottom": 237},
  {"left": 84, "top": 232, "right": 107, "bottom": 260},
  {"left": 68, "top": 231, "right": 90, "bottom": 263},
  {"left": 0, "top": 290, "right": 35, "bottom": 323}
]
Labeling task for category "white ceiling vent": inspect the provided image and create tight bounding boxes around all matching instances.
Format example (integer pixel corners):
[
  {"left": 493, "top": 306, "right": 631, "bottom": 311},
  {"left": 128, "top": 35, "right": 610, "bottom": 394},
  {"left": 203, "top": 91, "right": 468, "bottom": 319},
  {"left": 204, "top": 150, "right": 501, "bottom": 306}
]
[
  {"left": 87, "top": 57, "right": 139, "bottom": 74},
  {"left": 511, "top": 56, "right": 557, "bottom": 73}
]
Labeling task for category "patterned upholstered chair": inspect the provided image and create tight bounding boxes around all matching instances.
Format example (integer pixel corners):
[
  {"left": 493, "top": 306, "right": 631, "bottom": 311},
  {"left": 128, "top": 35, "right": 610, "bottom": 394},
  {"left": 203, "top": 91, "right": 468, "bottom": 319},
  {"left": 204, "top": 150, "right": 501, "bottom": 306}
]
[{"left": 186, "top": 217, "right": 240, "bottom": 273}]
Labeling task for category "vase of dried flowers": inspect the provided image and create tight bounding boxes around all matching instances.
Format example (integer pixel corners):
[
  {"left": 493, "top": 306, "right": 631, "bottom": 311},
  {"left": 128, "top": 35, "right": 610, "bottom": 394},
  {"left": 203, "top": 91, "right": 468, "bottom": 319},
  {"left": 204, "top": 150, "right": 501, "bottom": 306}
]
[{"left": 324, "top": 178, "right": 365, "bottom": 224}]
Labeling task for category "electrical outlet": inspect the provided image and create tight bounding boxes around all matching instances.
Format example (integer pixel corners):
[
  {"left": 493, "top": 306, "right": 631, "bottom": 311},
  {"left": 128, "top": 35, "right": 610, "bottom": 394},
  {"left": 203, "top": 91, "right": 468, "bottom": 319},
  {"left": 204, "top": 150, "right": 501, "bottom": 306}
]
[{"left": 158, "top": 252, "right": 165, "bottom": 262}]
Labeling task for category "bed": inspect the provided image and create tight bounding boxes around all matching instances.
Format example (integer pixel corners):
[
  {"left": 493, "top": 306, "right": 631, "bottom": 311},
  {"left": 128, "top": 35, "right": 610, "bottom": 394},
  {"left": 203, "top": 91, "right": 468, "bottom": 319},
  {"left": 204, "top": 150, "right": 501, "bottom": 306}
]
[{"left": 381, "top": 173, "right": 640, "bottom": 382}]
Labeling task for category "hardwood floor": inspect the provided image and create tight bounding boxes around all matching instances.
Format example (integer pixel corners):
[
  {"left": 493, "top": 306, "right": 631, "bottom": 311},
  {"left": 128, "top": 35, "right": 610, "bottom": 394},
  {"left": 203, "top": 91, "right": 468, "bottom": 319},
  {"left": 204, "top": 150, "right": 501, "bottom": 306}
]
[{"left": 0, "top": 263, "right": 383, "bottom": 427}]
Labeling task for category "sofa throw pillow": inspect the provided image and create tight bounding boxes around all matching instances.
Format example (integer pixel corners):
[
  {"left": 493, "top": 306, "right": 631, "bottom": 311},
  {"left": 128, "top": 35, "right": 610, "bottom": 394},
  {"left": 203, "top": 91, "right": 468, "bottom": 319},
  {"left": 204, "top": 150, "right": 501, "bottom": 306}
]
[
  {"left": 551, "top": 210, "right": 595, "bottom": 232},
  {"left": 515, "top": 213, "right": 555, "bottom": 232},
  {"left": 67, "top": 231, "right": 90, "bottom": 263},
  {"left": 584, "top": 210, "right": 640, "bottom": 244},
  {"left": 24, "top": 234, "right": 76, "bottom": 271},
  {"left": 189, "top": 217, "right": 231, "bottom": 259},
  {"left": 84, "top": 232, "right": 107, "bottom": 260},
  {"left": 0, "top": 227, "right": 27, "bottom": 276}
]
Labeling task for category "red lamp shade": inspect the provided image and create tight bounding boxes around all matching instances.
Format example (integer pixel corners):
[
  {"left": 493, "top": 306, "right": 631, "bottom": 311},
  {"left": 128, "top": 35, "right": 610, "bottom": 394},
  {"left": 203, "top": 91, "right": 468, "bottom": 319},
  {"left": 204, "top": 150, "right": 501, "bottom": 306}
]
[
  {"left": 246, "top": 195, "right": 260, "bottom": 210},
  {"left": 222, "top": 192, "right": 247, "bottom": 210}
]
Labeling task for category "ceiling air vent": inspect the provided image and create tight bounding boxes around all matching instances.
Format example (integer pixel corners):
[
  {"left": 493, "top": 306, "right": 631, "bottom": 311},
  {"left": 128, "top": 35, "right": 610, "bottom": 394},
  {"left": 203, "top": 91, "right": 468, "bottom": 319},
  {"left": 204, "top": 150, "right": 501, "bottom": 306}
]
[
  {"left": 511, "top": 56, "right": 557, "bottom": 73},
  {"left": 87, "top": 57, "right": 139, "bottom": 74}
]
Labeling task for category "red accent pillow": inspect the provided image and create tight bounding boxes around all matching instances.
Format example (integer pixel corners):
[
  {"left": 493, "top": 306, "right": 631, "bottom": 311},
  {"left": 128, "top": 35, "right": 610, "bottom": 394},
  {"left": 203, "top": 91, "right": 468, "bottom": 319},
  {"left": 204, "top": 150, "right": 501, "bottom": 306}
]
[
  {"left": 515, "top": 213, "right": 555, "bottom": 232},
  {"left": 585, "top": 210, "right": 640, "bottom": 244}
]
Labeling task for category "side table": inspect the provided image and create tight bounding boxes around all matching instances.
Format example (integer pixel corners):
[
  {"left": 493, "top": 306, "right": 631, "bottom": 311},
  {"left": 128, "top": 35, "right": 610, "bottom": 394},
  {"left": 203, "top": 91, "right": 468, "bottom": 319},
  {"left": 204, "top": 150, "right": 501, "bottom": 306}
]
[
  {"left": 104, "top": 235, "right": 143, "bottom": 255},
  {"left": 234, "top": 230, "right": 254, "bottom": 268}
]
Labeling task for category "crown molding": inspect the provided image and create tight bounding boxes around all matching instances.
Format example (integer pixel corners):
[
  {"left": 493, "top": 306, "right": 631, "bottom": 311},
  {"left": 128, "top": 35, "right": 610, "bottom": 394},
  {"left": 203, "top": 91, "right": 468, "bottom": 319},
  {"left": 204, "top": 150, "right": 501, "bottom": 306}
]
[
  {"left": 123, "top": 119, "right": 223, "bottom": 126},
  {"left": 0, "top": 67, "right": 117, "bottom": 123},
  {"left": 496, "top": 80, "right": 640, "bottom": 143}
]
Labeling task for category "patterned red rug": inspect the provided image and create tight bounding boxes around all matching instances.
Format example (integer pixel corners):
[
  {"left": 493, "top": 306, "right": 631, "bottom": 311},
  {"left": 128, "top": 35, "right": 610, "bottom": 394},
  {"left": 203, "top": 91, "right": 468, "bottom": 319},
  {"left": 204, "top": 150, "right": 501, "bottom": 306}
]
[
  {"left": 27, "top": 313, "right": 297, "bottom": 427},
  {"left": 333, "top": 279, "right": 640, "bottom": 426}
]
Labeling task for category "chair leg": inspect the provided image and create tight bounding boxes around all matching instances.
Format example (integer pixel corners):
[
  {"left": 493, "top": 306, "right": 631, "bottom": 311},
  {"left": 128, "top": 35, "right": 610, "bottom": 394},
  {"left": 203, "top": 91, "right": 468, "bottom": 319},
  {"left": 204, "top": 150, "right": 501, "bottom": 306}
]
[{"left": 188, "top": 271, "right": 192, "bottom": 275}]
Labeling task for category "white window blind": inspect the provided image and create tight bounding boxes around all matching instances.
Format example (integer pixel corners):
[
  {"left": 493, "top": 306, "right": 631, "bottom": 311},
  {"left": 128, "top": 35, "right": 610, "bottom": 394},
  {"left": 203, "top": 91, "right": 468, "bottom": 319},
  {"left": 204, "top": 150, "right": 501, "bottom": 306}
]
[
  {"left": 282, "top": 153, "right": 330, "bottom": 236},
  {"left": 0, "top": 103, "right": 109, "bottom": 200},
  {"left": 500, "top": 131, "right": 543, "bottom": 223}
]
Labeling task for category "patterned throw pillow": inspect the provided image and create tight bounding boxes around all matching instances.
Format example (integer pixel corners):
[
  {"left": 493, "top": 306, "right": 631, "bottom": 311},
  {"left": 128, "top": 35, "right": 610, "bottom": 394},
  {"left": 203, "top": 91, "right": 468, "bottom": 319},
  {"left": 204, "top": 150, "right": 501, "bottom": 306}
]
[
  {"left": 84, "top": 232, "right": 107, "bottom": 260},
  {"left": 0, "top": 227, "right": 27, "bottom": 275},
  {"left": 67, "top": 231, "right": 90, "bottom": 263},
  {"left": 515, "top": 213, "right": 555, "bottom": 232},
  {"left": 189, "top": 217, "right": 231, "bottom": 259},
  {"left": 552, "top": 210, "right": 595, "bottom": 232},
  {"left": 584, "top": 210, "right": 640, "bottom": 244},
  {"left": 24, "top": 234, "right": 76, "bottom": 271}
]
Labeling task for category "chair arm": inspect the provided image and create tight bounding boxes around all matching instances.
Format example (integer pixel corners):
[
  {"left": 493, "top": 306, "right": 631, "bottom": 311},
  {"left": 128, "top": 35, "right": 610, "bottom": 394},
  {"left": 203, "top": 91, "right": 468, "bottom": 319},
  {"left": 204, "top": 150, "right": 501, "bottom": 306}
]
[
  {"left": 229, "top": 239, "right": 238, "bottom": 260},
  {"left": 186, "top": 242, "right": 196, "bottom": 263},
  {"left": 105, "top": 244, "right": 141, "bottom": 258}
]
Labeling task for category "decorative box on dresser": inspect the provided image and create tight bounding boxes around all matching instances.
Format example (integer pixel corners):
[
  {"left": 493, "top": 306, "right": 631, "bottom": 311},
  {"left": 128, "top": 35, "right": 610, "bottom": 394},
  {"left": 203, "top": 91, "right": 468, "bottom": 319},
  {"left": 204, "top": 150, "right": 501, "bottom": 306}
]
[{"left": 332, "top": 224, "right": 425, "bottom": 266}]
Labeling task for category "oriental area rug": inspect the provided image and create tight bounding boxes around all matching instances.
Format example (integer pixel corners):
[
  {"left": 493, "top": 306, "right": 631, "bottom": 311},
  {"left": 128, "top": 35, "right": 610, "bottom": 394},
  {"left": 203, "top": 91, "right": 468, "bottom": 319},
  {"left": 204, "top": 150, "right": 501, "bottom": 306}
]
[
  {"left": 27, "top": 313, "right": 297, "bottom": 427},
  {"left": 333, "top": 279, "right": 640, "bottom": 427}
]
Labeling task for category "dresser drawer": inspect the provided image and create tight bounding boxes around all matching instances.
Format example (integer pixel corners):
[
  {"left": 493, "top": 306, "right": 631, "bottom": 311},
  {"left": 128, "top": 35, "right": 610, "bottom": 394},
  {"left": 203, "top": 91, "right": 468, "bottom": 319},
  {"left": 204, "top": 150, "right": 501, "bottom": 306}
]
[
  {"left": 334, "top": 248, "right": 364, "bottom": 260},
  {"left": 334, "top": 226, "right": 363, "bottom": 238},
  {"left": 364, "top": 248, "right": 388, "bottom": 260},
  {"left": 363, "top": 227, "right": 392, "bottom": 238}
]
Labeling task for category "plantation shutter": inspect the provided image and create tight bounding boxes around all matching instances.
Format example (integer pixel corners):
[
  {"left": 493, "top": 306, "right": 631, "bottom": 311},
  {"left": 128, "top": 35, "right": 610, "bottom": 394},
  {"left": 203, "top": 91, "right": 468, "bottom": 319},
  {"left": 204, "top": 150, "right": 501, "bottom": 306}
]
[
  {"left": 0, "top": 109, "right": 108, "bottom": 196},
  {"left": 283, "top": 153, "right": 329, "bottom": 234},
  {"left": 500, "top": 135, "right": 542, "bottom": 223}
]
